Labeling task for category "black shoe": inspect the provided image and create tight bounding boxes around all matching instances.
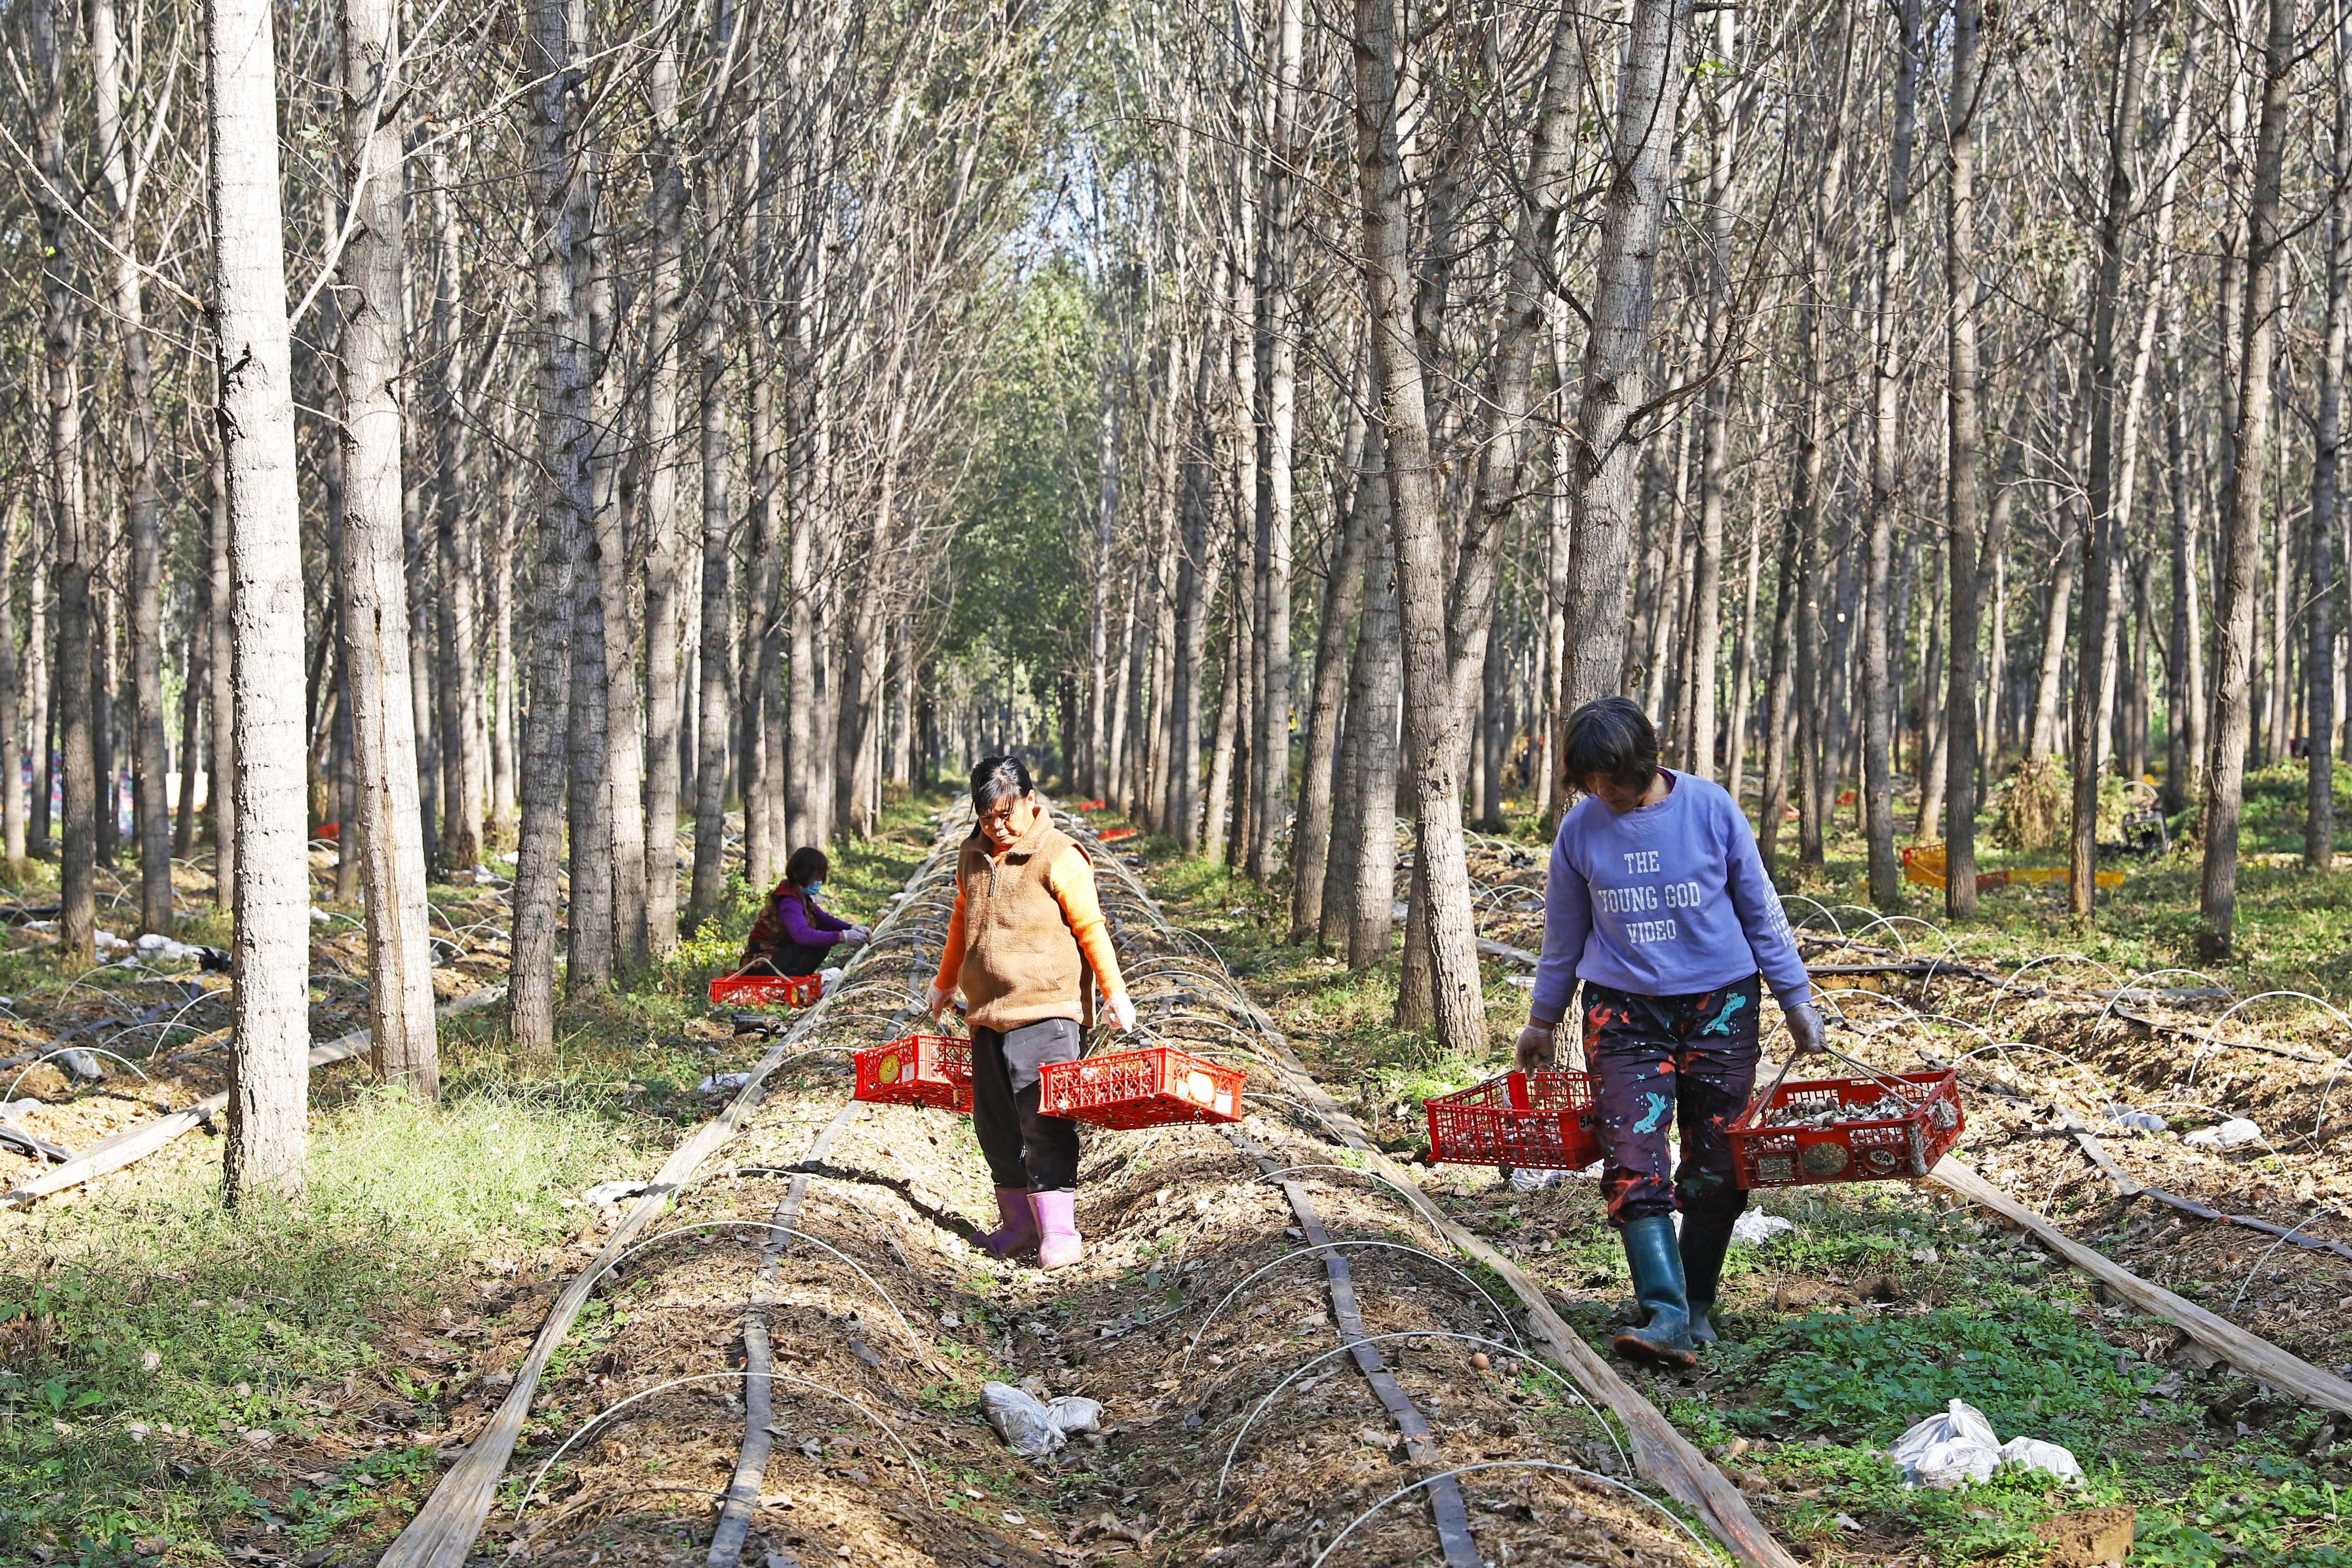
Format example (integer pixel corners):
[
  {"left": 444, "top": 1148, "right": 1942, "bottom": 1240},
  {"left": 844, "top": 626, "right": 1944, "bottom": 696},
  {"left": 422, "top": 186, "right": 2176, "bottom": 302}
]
[{"left": 1611, "top": 1215, "right": 1697, "bottom": 1368}]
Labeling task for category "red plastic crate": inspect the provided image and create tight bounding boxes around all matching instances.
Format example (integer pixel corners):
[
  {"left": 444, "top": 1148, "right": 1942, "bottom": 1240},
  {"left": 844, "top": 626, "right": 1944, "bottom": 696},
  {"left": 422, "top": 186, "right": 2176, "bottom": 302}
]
[
  {"left": 1423, "top": 1071, "right": 1601, "bottom": 1170},
  {"left": 1097, "top": 827, "right": 1137, "bottom": 842},
  {"left": 1037, "top": 1046, "right": 1244, "bottom": 1129},
  {"left": 1727, "top": 1069, "right": 1964, "bottom": 1189},
  {"left": 853, "top": 1034, "right": 974, "bottom": 1112},
  {"left": 708, "top": 973, "right": 822, "bottom": 1008},
  {"left": 1074, "top": 799, "right": 1108, "bottom": 812}
]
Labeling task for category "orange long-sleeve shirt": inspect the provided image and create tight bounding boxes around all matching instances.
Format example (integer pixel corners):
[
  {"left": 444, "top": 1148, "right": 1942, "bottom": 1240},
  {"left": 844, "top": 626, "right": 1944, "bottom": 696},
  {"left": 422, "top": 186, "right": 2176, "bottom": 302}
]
[{"left": 933, "top": 841, "right": 1127, "bottom": 1002}]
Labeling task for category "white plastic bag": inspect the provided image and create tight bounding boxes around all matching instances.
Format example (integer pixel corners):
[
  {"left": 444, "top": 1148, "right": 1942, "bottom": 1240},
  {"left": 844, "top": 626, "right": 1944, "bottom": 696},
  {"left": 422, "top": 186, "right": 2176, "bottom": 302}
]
[
  {"left": 1889, "top": 1399, "right": 2000, "bottom": 1489},
  {"left": 819, "top": 966, "right": 845, "bottom": 996},
  {"left": 2184, "top": 1118, "right": 2260, "bottom": 1149},
  {"left": 1997, "top": 1435, "right": 2083, "bottom": 1484},
  {"left": 2101, "top": 1105, "right": 2166, "bottom": 1133},
  {"left": 980, "top": 1381, "right": 1103, "bottom": 1456},
  {"left": 1732, "top": 1212, "right": 1796, "bottom": 1247}
]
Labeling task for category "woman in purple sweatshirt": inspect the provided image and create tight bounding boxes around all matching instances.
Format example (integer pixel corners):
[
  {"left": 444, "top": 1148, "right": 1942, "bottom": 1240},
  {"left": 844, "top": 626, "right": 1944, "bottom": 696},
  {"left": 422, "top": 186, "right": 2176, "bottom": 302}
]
[
  {"left": 739, "top": 847, "right": 870, "bottom": 978},
  {"left": 1519, "top": 698, "right": 1824, "bottom": 1367}
]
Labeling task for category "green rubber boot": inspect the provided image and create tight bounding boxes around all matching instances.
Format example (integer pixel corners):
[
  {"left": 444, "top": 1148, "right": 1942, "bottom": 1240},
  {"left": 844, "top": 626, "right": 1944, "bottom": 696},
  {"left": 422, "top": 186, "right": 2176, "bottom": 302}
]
[
  {"left": 1612, "top": 1215, "right": 1698, "bottom": 1369},
  {"left": 1679, "top": 1209, "right": 1739, "bottom": 1345}
]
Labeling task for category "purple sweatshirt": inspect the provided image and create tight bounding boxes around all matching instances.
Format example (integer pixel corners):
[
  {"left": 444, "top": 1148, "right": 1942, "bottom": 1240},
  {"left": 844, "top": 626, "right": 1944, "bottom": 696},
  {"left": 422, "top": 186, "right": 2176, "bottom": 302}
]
[
  {"left": 1528, "top": 770, "right": 1811, "bottom": 1024},
  {"left": 774, "top": 890, "right": 852, "bottom": 949}
]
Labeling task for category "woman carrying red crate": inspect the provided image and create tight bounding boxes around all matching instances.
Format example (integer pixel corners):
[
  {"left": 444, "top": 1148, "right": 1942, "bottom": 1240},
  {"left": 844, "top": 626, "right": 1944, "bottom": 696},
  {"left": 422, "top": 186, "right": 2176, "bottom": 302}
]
[
  {"left": 738, "top": 847, "right": 868, "bottom": 979},
  {"left": 1519, "top": 698, "right": 1825, "bottom": 1368},
  {"left": 927, "top": 756, "right": 1136, "bottom": 1269}
]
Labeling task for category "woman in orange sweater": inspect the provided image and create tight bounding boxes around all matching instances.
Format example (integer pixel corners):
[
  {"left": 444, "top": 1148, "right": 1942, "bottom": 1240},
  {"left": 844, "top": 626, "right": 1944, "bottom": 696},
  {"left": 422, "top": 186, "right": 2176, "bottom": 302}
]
[{"left": 927, "top": 756, "right": 1134, "bottom": 1269}]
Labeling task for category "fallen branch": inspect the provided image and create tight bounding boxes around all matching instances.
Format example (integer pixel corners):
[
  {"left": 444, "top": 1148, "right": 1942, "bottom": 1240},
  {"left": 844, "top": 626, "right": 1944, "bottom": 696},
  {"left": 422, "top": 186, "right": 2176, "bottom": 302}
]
[
  {"left": 0, "top": 985, "right": 507, "bottom": 1210},
  {"left": 1930, "top": 1157, "right": 2352, "bottom": 1419}
]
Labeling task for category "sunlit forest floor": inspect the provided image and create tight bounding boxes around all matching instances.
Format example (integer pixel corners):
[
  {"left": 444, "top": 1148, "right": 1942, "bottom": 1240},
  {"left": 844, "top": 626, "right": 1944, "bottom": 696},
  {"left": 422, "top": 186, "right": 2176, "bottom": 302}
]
[{"left": 0, "top": 767, "right": 2346, "bottom": 1566}]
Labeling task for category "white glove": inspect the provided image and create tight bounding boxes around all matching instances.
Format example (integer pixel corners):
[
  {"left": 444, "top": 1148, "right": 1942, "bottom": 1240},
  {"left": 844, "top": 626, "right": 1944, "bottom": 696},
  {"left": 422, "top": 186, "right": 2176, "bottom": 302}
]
[
  {"left": 838, "top": 925, "right": 869, "bottom": 948},
  {"left": 1514, "top": 1021, "right": 1558, "bottom": 1072},
  {"left": 1107, "top": 993, "right": 1137, "bottom": 1032},
  {"left": 926, "top": 981, "right": 956, "bottom": 1019},
  {"left": 1783, "top": 1002, "right": 1827, "bottom": 1060}
]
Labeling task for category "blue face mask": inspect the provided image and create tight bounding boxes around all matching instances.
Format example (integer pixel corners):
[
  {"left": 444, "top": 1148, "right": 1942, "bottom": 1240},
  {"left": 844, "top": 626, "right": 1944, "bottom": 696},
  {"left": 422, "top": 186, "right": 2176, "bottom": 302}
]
[{"left": 804, "top": 881, "right": 824, "bottom": 897}]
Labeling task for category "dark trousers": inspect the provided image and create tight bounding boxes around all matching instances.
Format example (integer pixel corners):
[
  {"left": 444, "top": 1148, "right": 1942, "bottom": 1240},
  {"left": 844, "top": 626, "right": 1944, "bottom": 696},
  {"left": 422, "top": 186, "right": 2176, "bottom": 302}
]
[
  {"left": 1582, "top": 976, "right": 1761, "bottom": 1228},
  {"left": 969, "top": 1018, "right": 1083, "bottom": 1193}
]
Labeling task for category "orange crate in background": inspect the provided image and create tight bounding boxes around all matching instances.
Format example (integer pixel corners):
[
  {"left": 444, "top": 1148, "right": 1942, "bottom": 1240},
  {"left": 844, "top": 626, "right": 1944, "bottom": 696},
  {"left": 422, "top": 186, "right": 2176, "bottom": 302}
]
[
  {"left": 1727, "top": 1068, "right": 1964, "bottom": 1188},
  {"left": 853, "top": 1034, "right": 973, "bottom": 1113},
  {"left": 1423, "top": 1071, "right": 1600, "bottom": 1170},
  {"left": 1038, "top": 1046, "right": 1244, "bottom": 1129},
  {"left": 709, "top": 973, "right": 821, "bottom": 1008}
]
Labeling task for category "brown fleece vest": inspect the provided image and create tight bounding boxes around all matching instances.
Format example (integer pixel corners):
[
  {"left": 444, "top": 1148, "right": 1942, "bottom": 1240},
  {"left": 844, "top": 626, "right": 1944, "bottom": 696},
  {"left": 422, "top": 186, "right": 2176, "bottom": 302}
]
[{"left": 956, "top": 813, "right": 1090, "bottom": 1032}]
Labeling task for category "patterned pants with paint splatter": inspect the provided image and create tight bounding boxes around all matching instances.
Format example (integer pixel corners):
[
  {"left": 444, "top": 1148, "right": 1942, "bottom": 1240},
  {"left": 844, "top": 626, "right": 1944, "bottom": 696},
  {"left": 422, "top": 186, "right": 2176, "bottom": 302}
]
[{"left": 1583, "top": 975, "right": 1762, "bottom": 1228}]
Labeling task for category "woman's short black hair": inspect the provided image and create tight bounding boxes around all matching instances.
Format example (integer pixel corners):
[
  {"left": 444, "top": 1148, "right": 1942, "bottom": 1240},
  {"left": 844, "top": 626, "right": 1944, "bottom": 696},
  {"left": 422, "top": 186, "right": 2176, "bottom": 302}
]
[
  {"left": 1563, "top": 698, "right": 1659, "bottom": 792},
  {"left": 971, "top": 755, "right": 1034, "bottom": 815},
  {"left": 786, "top": 846, "right": 829, "bottom": 886}
]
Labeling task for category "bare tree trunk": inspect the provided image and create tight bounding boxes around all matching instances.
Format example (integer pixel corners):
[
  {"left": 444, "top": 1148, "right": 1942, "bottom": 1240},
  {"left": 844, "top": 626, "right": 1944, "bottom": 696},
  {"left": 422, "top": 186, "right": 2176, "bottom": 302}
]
[
  {"left": 1727, "top": 500, "right": 1765, "bottom": 806},
  {"left": 2202, "top": 0, "right": 2296, "bottom": 957},
  {"left": 208, "top": 435, "right": 236, "bottom": 902},
  {"left": 488, "top": 409, "right": 519, "bottom": 835},
  {"left": 25, "top": 524, "right": 49, "bottom": 860},
  {"left": 1688, "top": 2, "right": 1738, "bottom": 784},
  {"left": 1203, "top": 590, "right": 1241, "bottom": 867},
  {"left": 1288, "top": 401, "right": 1371, "bottom": 940},
  {"left": 1357, "top": 0, "right": 1502, "bottom": 1054},
  {"left": 429, "top": 148, "right": 485, "bottom": 875},
  {"left": 404, "top": 454, "right": 439, "bottom": 874},
  {"left": 509, "top": 0, "right": 588, "bottom": 1050},
  {"left": 1942, "top": 0, "right": 1988, "bottom": 915},
  {"left": 691, "top": 235, "right": 735, "bottom": 926},
  {"left": 32, "top": 0, "right": 93, "bottom": 967},
  {"left": 1862, "top": 0, "right": 1923, "bottom": 912},
  {"left": 742, "top": 224, "right": 785, "bottom": 888},
  {"left": 336, "top": 0, "right": 439, "bottom": 1094},
  {"left": 640, "top": 20, "right": 686, "bottom": 954},
  {"left": 1345, "top": 511, "right": 1400, "bottom": 968},
  {"left": 2068, "top": 0, "right": 2153, "bottom": 917},
  {"left": 1089, "top": 358, "right": 1119, "bottom": 803},
  {"left": 92, "top": 0, "right": 170, "bottom": 931},
  {"left": 1249, "top": 0, "right": 1303, "bottom": 881},
  {"left": 175, "top": 590, "right": 202, "bottom": 861},
  {"left": 207, "top": 0, "right": 311, "bottom": 1197},
  {"left": 569, "top": 145, "right": 617, "bottom": 991},
  {"left": 2309, "top": 3, "right": 2349, "bottom": 871},
  {"left": 0, "top": 506, "right": 24, "bottom": 866}
]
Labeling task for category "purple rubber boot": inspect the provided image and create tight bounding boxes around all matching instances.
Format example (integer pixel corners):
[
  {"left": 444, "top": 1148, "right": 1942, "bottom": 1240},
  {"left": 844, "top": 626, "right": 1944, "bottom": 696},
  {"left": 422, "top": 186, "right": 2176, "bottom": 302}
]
[
  {"left": 979, "top": 1186, "right": 1039, "bottom": 1258},
  {"left": 1032, "top": 1189, "right": 1083, "bottom": 1270}
]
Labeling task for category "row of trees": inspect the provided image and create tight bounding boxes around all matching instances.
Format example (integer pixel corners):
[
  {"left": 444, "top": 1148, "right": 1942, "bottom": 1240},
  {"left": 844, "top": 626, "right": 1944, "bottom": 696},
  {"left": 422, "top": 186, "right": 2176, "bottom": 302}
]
[{"left": 5, "top": 0, "right": 2351, "bottom": 1178}]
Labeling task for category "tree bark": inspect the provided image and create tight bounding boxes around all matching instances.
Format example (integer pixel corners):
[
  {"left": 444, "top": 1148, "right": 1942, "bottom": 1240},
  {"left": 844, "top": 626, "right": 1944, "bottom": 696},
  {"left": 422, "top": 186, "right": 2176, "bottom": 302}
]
[
  {"left": 429, "top": 147, "right": 485, "bottom": 876},
  {"left": 2068, "top": 0, "right": 2152, "bottom": 918},
  {"left": 508, "top": 0, "right": 588, "bottom": 1050},
  {"left": 2309, "top": 6, "right": 2348, "bottom": 872},
  {"left": 92, "top": 0, "right": 171, "bottom": 932},
  {"left": 1345, "top": 507, "right": 1400, "bottom": 969},
  {"left": 690, "top": 219, "right": 734, "bottom": 927},
  {"left": 640, "top": 19, "right": 686, "bottom": 955},
  {"left": 337, "top": 0, "right": 440, "bottom": 1095},
  {"left": 1558, "top": 0, "right": 1692, "bottom": 714},
  {"left": 2200, "top": 0, "right": 2296, "bottom": 957},
  {"left": 1288, "top": 397, "right": 1372, "bottom": 940},
  {"left": 208, "top": 431, "right": 236, "bottom": 902},
  {"left": 32, "top": 0, "right": 94, "bottom": 969},
  {"left": 1942, "top": 0, "right": 1987, "bottom": 916},
  {"left": 1249, "top": 0, "right": 1303, "bottom": 881},
  {"left": 1357, "top": 0, "right": 1492, "bottom": 1054},
  {"left": 207, "top": 0, "right": 312, "bottom": 1199},
  {"left": 1861, "top": 0, "right": 1923, "bottom": 912},
  {"left": 1688, "top": 2, "right": 1738, "bottom": 784}
]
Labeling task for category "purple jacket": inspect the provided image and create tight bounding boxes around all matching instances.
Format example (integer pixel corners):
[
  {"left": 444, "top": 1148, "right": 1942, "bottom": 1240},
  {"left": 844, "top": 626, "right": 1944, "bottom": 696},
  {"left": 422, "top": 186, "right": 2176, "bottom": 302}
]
[{"left": 1529, "top": 769, "right": 1811, "bottom": 1022}]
